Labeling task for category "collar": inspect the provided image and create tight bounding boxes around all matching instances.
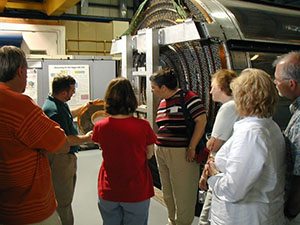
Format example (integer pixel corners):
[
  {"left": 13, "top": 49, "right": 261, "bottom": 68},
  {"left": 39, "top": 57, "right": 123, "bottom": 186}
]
[
  {"left": 0, "top": 82, "right": 11, "bottom": 90},
  {"left": 48, "top": 95, "right": 66, "bottom": 106},
  {"left": 289, "top": 96, "right": 300, "bottom": 114},
  {"left": 166, "top": 89, "right": 182, "bottom": 100}
]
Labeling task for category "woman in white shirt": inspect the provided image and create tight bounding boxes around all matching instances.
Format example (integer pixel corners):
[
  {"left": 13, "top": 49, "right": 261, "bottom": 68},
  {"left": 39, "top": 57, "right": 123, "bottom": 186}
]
[
  {"left": 206, "top": 68, "right": 286, "bottom": 225},
  {"left": 199, "top": 69, "right": 240, "bottom": 225}
]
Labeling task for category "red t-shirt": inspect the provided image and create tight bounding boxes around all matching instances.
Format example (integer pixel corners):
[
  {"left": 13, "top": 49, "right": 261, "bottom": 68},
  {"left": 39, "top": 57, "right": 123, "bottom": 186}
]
[{"left": 92, "top": 117, "right": 156, "bottom": 202}]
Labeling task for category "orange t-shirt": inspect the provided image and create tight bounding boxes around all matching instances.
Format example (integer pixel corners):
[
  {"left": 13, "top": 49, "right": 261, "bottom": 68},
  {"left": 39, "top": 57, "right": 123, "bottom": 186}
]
[{"left": 0, "top": 83, "right": 66, "bottom": 225}]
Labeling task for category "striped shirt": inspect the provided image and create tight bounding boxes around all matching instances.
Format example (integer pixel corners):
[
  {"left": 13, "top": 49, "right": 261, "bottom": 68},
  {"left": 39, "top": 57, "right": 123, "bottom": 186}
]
[
  {"left": 155, "top": 89, "right": 206, "bottom": 147},
  {"left": 285, "top": 96, "right": 300, "bottom": 176},
  {"left": 0, "top": 83, "right": 66, "bottom": 225}
]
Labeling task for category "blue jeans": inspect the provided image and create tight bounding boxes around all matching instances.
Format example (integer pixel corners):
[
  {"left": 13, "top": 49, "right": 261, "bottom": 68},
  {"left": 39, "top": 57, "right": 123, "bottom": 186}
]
[{"left": 98, "top": 198, "right": 150, "bottom": 225}]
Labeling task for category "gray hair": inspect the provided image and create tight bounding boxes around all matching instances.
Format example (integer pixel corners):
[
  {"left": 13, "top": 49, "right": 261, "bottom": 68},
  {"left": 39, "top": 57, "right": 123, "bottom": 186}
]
[
  {"left": 0, "top": 46, "right": 27, "bottom": 82},
  {"left": 273, "top": 51, "right": 300, "bottom": 83}
]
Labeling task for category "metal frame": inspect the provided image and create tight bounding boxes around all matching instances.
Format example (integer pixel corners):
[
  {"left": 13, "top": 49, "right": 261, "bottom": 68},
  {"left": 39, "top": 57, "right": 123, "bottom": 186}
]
[{"left": 111, "top": 19, "right": 202, "bottom": 127}]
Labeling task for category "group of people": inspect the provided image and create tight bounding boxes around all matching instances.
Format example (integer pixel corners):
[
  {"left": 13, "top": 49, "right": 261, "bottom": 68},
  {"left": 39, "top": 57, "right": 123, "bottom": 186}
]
[
  {"left": 0, "top": 45, "right": 96, "bottom": 225},
  {"left": 0, "top": 44, "right": 300, "bottom": 225},
  {"left": 152, "top": 52, "right": 300, "bottom": 225}
]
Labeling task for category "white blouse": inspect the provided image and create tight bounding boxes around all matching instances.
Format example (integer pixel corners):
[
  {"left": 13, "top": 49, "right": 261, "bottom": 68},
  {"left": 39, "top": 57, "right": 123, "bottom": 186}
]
[{"left": 208, "top": 117, "right": 286, "bottom": 225}]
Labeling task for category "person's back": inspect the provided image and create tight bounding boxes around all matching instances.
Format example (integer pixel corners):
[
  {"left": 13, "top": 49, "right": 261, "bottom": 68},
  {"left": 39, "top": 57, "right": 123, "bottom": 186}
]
[
  {"left": 92, "top": 77, "right": 156, "bottom": 225},
  {"left": 94, "top": 116, "right": 155, "bottom": 202},
  {"left": 0, "top": 45, "right": 67, "bottom": 225}
]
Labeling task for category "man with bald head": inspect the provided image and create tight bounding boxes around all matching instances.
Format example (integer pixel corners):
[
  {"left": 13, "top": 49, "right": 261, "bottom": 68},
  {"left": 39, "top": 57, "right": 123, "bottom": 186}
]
[{"left": 273, "top": 51, "right": 300, "bottom": 225}]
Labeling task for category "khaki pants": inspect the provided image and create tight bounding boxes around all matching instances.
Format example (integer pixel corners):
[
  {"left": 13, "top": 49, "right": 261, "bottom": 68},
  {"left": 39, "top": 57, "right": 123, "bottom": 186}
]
[
  {"left": 47, "top": 153, "right": 77, "bottom": 225},
  {"left": 28, "top": 210, "right": 62, "bottom": 225},
  {"left": 155, "top": 146, "right": 200, "bottom": 225},
  {"left": 198, "top": 188, "right": 212, "bottom": 225}
]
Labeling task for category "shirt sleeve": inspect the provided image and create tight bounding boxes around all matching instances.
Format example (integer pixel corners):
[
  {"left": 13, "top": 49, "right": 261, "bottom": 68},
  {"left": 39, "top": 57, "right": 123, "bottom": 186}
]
[
  {"left": 288, "top": 123, "right": 300, "bottom": 176},
  {"left": 17, "top": 105, "right": 66, "bottom": 153},
  {"left": 145, "top": 120, "right": 157, "bottom": 145},
  {"left": 185, "top": 91, "right": 206, "bottom": 120},
  {"left": 284, "top": 110, "right": 300, "bottom": 176},
  {"left": 92, "top": 121, "right": 101, "bottom": 143},
  {"left": 211, "top": 102, "right": 239, "bottom": 141},
  {"left": 207, "top": 129, "right": 267, "bottom": 202}
]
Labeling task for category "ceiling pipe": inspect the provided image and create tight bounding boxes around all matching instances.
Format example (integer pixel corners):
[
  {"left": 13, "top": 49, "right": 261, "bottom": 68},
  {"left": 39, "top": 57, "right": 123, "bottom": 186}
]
[
  {"left": 88, "top": 3, "right": 134, "bottom": 10},
  {"left": 0, "top": 9, "right": 131, "bottom": 23}
]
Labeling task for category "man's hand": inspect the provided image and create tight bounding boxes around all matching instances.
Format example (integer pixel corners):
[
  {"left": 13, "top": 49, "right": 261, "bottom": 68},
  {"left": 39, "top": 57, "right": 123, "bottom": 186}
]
[{"left": 84, "top": 130, "right": 93, "bottom": 143}]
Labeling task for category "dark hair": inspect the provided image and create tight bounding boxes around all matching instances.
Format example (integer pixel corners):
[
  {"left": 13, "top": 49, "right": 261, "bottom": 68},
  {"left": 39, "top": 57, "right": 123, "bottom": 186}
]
[
  {"left": 52, "top": 75, "right": 76, "bottom": 95},
  {"left": 0, "top": 46, "right": 27, "bottom": 82},
  {"left": 104, "top": 77, "right": 138, "bottom": 115},
  {"left": 149, "top": 68, "right": 178, "bottom": 90}
]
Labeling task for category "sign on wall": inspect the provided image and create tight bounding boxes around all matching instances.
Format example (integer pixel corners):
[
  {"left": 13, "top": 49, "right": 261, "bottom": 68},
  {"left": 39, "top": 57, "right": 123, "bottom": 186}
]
[
  {"left": 48, "top": 65, "right": 90, "bottom": 109},
  {"left": 24, "top": 68, "right": 38, "bottom": 103}
]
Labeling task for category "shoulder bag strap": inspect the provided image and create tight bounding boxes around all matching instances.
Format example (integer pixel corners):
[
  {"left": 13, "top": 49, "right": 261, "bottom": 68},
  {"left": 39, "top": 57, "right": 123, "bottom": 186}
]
[{"left": 179, "top": 90, "right": 194, "bottom": 139}]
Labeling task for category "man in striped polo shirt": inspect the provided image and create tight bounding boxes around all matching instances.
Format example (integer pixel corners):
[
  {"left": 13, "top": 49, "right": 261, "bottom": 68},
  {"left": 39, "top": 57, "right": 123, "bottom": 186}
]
[{"left": 0, "top": 46, "right": 69, "bottom": 225}]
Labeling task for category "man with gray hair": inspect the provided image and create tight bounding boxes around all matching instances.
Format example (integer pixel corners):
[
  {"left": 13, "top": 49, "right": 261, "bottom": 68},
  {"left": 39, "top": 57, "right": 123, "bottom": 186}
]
[
  {"left": 0, "top": 46, "right": 68, "bottom": 225},
  {"left": 273, "top": 51, "right": 300, "bottom": 225}
]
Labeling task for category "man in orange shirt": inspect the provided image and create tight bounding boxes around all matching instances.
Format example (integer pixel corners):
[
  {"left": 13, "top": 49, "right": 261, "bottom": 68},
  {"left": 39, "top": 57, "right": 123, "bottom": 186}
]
[{"left": 0, "top": 45, "right": 69, "bottom": 225}]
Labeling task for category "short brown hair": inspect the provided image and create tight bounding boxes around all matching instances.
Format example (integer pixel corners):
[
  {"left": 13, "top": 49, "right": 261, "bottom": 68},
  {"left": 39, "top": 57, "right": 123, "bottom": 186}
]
[
  {"left": 104, "top": 77, "right": 137, "bottom": 115},
  {"left": 230, "top": 68, "right": 278, "bottom": 118},
  {"left": 52, "top": 75, "right": 76, "bottom": 95},
  {"left": 212, "top": 69, "right": 237, "bottom": 96}
]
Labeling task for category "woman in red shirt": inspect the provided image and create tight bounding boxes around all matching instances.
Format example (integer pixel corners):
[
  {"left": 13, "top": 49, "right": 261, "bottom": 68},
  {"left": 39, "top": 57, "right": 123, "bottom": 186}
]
[{"left": 92, "top": 77, "right": 157, "bottom": 225}]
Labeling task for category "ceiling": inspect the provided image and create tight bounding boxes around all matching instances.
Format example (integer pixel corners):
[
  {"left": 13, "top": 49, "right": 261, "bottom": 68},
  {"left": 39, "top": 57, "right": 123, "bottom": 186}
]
[
  {"left": 249, "top": 0, "right": 300, "bottom": 8},
  {"left": 0, "top": 0, "right": 81, "bottom": 16},
  {"left": 0, "top": 0, "right": 299, "bottom": 22}
]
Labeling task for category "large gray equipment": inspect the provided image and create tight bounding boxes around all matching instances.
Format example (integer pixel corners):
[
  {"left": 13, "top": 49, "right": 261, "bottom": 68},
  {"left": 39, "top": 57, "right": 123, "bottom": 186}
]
[
  {"left": 111, "top": 0, "right": 300, "bottom": 131},
  {"left": 111, "top": 1, "right": 300, "bottom": 203}
]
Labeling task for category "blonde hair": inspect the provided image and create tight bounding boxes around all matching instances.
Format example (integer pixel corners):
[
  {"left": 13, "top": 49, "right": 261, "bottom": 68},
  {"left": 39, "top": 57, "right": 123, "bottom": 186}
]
[{"left": 230, "top": 68, "right": 278, "bottom": 118}]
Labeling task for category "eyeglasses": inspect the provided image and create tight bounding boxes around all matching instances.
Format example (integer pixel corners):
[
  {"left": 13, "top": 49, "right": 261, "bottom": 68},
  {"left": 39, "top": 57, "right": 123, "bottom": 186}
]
[{"left": 273, "top": 77, "right": 290, "bottom": 84}]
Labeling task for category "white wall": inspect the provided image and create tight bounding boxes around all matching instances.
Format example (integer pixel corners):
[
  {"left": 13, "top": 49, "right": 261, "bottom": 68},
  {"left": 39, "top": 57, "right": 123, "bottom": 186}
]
[{"left": 0, "top": 23, "right": 65, "bottom": 55}]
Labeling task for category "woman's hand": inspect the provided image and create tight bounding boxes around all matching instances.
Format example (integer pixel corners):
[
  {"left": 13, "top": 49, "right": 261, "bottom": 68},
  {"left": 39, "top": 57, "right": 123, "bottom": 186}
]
[
  {"left": 199, "top": 164, "right": 209, "bottom": 190},
  {"left": 207, "top": 159, "right": 220, "bottom": 176},
  {"left": 207, "top": 154, "right": 215, "bottom": 163},
  {"left": 199, "top": 176, "right": 208, "bottom": 190},
  {"left": 186, "top": 147, "right": 196, "bottom": 162}
]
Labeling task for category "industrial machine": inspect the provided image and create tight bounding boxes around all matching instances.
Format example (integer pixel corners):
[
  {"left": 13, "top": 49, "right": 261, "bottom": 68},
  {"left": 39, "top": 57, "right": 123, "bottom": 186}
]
[{"left": 110, "top": 0, "right": 300, "bottom": 189}]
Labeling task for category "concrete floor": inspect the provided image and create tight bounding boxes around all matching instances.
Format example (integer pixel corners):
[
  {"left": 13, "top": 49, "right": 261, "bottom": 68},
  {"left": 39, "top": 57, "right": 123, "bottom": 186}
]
[{"left": 72, "top": 150, "right": 199, "bottom": 225}]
